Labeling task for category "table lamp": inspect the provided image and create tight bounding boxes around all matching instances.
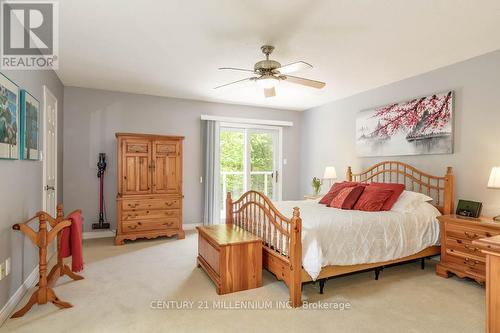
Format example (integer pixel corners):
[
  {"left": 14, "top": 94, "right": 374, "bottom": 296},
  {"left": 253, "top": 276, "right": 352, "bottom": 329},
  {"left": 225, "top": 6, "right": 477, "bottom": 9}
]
[
  {"left": 323, "top": 166, "right": 337, "bottom": 189},
  {"left": 488, "top": 167, "right": 500, "bottom": 221}
]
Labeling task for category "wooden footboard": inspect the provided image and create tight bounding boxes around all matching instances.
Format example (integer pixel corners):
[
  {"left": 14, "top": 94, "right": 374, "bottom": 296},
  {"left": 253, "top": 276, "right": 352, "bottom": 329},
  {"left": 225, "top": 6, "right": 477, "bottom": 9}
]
[{"left": 226, "top": 191, "right": 303, "bottom": 307}]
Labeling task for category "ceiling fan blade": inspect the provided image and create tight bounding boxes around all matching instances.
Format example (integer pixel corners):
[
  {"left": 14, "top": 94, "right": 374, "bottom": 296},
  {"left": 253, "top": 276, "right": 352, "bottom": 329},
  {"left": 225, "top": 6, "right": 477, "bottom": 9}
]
[
  {"left": 276, "top": 61, "right": 312, "bottom": 74},
  {"left": 264, "top": 87, "right": 276, "bottom": 98},
  {"left": 285, "top": 75, "right": 326, "bottom": 89},
  {"left": 214, "top": 77, "right": 253, "bottom": 89},
  {"left": 218, "top": 67, "right": 255, "bottom": 73}
]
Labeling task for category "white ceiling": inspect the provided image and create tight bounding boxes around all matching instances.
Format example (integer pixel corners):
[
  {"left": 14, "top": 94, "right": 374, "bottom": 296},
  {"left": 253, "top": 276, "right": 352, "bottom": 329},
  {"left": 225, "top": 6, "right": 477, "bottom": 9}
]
[{"left": 58, "top": 0, "right": 500, "bottom": 111}]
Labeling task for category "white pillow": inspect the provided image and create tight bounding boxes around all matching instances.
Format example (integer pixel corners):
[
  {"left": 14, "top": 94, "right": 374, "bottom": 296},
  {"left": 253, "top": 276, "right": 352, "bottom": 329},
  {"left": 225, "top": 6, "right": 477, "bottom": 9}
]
[{"left": 391, "top": 190, "right": 433, "bottom": 213}]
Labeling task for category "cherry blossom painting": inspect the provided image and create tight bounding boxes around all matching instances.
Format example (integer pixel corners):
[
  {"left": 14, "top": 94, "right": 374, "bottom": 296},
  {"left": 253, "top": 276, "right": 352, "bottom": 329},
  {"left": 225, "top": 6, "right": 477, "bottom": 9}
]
[{"left": 356, "top": 91, "right": 454, "bottom": 157}]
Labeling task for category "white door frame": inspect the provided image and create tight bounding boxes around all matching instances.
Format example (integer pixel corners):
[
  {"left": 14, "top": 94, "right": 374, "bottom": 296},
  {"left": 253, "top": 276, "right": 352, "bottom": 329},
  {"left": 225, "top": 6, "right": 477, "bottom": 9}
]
[{"left": 42, "top": 85, "right": 58, "bottom": 213}]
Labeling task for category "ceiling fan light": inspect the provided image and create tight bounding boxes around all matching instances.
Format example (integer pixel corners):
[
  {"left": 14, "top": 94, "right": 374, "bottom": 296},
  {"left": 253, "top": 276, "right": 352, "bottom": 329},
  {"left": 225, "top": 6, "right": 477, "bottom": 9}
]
[{"left": 257, "top": 75, "right": 279, "bottom": 89}]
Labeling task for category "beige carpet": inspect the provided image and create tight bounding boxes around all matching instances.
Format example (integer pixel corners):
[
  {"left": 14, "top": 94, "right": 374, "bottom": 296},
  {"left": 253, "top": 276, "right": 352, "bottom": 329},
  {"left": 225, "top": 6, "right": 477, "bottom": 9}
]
[{"left": 1, "top": 230, "right": 485, "bottom": 333}]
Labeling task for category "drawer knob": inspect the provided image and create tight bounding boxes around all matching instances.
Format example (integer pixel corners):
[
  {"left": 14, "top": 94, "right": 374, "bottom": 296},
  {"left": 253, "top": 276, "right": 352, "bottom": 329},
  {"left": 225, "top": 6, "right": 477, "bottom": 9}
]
[
  {"left": 463, "top": 258, "right": 480, "bottom": 267},
  {"left": 128, "top": 225, "right": 138, "bottom": 230},
  {"left": 464, "top": 244, "right": 480, "bottom": 252},
  {"left": 464, "top": 231, "right": 478, "bottom": 239},
  {"left": 163, "top": 222, "right": 174, "bottom": 226}
]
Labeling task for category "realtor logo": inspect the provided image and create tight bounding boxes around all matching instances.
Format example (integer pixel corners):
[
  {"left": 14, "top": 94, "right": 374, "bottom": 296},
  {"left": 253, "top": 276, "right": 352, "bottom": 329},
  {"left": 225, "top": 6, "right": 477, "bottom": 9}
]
[{"left": 1, "top": 1, "right": 58, "bottom": 70}]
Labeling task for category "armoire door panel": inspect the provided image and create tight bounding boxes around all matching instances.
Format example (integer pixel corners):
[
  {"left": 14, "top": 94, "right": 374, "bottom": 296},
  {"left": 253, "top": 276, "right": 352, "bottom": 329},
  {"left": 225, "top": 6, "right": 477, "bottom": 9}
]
[
  {"left": 121, "top": 138, "right": 152, "bottom": 195},
  {"left": 153, "top": 141, "right": 181, "bottom": 194}
]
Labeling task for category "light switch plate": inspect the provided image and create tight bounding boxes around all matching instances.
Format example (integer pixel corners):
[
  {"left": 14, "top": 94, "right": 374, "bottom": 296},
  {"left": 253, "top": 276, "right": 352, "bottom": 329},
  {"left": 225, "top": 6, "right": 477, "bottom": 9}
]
[{"left": 5, "top": 258, "right": 10, "bottom": 276}]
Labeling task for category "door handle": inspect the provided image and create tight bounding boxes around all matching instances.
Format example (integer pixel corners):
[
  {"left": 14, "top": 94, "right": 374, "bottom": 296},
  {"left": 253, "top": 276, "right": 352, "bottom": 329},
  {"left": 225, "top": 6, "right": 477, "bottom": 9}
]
[
  {"left": 275, "top": 170, "right": 279, "bottom": 183},
  {"left": 44, "top": 185, "right": 55, "bottom": 191}
]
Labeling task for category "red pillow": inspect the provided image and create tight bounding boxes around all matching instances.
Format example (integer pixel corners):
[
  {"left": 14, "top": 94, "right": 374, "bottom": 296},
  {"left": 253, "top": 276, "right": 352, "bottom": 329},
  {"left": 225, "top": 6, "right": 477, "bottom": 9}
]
[
  {"left": 329, "top": 186, "right": 365, "bottom": 210},
  {"left": 369, "top": 182, "right": 405, "bottom": 210},
  {"left": 319, "top": 182, "right": 365, "bottom": 205},
  {"left": 353, "top": 186, "right": 394, "bottom": 212}
]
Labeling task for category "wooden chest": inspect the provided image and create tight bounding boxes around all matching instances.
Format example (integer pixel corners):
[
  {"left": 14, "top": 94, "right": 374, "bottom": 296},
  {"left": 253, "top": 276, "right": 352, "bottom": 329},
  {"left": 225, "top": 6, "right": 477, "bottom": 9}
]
[
  {"left": 197, "top": 224, "right": 262, "bottom": 294},
  {"left": 436, "top": 215, "right": 500, "bottom": 283},
  {"left": 115, "top": 133, "right": 184, "bottom": 245}
]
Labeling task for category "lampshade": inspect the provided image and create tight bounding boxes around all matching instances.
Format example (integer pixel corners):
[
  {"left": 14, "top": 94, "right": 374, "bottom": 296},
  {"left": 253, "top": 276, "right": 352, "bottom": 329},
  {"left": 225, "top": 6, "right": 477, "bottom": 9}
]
[
  {"left": 323, "top": 166, "right": 337, "bottom": 180},
  {"left": 488, "top": 167, "right": 500, "bottom": 188}
]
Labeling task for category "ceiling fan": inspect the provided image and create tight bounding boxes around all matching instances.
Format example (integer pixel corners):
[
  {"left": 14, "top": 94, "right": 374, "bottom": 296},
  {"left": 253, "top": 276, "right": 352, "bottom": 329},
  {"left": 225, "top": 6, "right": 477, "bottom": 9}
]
[{"left": 214, "top": 45, "right": 326, "bottom": 98}]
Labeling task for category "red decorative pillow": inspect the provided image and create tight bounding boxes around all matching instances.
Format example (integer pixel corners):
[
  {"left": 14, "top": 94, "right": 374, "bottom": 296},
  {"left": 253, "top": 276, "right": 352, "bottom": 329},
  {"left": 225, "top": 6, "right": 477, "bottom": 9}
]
[
  {"left": 319, "top": 182, "right": 365, "bottom": 205},
  {"left": 370, "top": 182, "right": 405, "bottom": 210},
  {"left": 353, "top": 186, "right": 394, "bottom": 212},
  {"left": 329, "top": 186, "right": 365, "bottom": 210}
]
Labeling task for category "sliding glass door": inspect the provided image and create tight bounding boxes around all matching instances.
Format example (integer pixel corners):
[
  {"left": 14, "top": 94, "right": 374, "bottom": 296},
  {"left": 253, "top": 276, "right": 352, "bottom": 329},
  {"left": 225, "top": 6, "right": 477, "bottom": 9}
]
[{"left": 219, "top": 124, "right": 282, "bottom": 218}]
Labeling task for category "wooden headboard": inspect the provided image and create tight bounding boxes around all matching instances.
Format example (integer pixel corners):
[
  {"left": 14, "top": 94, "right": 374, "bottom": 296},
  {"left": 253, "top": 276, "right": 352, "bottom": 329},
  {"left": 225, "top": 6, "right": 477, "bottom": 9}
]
[{"left": 346, "top": 161, "right": 455, "bottom": 215}]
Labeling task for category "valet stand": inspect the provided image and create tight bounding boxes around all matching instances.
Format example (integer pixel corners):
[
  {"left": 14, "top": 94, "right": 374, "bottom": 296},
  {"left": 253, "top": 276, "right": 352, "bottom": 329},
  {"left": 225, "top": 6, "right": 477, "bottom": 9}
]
[{"left": 11, "top": 204, "right": 83, "bottom": 318}]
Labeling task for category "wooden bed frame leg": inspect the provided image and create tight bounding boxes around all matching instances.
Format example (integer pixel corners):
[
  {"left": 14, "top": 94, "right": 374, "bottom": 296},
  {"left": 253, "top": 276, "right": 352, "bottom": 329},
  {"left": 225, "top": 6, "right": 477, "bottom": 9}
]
[
  {"left": 421, "top": 258, "right": 425, "bottom": 270},
  {"left": 374, "top": 267, "right": 381, "bottom": 280},
  {"left": 319, "top": 279, "right": 326, "bottom": 294}
]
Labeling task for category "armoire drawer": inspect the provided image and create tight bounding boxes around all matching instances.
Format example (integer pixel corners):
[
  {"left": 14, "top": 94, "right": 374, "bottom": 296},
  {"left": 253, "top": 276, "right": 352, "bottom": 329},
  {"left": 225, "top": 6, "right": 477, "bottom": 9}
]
[
  {"left": 122, "top": 198, "right": 181, "bottom": 211},
  {"left": 122, "top": 209, "right": 180, "bottom": 221},
  {"left": 122, "top": 218, "right": 180, "bottom": 233}
]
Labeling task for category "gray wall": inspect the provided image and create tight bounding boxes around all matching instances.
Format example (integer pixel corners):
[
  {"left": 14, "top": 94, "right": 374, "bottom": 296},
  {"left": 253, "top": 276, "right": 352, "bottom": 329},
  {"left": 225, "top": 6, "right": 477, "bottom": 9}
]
[
  {"left": 63, "top": 87, "right": 302, "bottom": 232},
  {"left": 301, "top": 50, "right": 500, "bottom": 216},
  {"left": 0, "top": 70, "right": 64, "bottom": 312}
]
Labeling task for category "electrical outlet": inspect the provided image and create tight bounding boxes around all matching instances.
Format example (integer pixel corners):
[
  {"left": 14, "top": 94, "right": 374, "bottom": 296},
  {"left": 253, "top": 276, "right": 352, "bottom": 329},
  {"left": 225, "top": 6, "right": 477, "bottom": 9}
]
[
  {"left": 5, "top": 258, "right": 10, "bottom": 277},
  {"left": 0, "top": 262, "right": 5, "bottom": 281}
]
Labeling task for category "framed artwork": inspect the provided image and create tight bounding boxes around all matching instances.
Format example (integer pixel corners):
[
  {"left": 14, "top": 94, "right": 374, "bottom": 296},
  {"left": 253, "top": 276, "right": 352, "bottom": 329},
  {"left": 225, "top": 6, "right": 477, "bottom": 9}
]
[
  {"left": 0, "top": 73, "right": 19, "bottom": 159},
  {"left": 356, "top": 91, "right": 454, "bottom": 157},
  {"left": 20, "top": 90, "right": 40, "bottom": 160}
]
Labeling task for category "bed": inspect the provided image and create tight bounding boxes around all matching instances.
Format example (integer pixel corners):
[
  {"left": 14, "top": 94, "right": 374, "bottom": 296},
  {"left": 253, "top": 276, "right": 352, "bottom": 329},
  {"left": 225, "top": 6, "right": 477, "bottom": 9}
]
[{"left": 225, "top": 161, "right": 455, "bottom": 307}]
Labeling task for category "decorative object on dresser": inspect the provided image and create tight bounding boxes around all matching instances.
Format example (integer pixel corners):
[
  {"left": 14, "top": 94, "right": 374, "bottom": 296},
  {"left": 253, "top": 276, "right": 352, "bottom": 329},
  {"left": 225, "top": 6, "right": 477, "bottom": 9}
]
[
  {"left": 356, "top": 91, "right": 454, "bottom": 157},
  {"left": 436, "top": 214, "right": 500, "bottom": 283},
  {"left": 472, "top": 235, "right": 500, "bottom": 333},
  {"left": 197, "top": 223, "right": 262, "bottom": 294},
  {"left": 487, "top": 166, "right": 500, "bottom": 221},
  {"left": 311, "top": 177, "right": 321, "bottom": 196},
  {"left": 115, "top": 133, "right": 184, "bottom": 245},
  {"left": 323, "top": 166, "right": 337, "bottom": 189}
]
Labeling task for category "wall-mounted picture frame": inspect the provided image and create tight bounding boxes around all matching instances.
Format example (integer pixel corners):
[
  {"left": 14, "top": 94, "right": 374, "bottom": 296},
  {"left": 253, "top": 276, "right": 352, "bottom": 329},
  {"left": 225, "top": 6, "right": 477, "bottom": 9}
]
[
  {"left": 20, "top": 90, "right": 40, "bottom": 160},
  {"left": 0, "top": 72, "right": 20, "bottom": 160},
  {"left": 356, "top": 91, "right": 454, "bottom": 157}
]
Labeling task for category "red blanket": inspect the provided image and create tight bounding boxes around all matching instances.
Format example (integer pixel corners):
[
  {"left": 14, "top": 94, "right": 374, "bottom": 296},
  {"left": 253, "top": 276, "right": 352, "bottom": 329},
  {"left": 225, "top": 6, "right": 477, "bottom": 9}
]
[{"left": 60, "top": 211, "right": 84, "bottom": 272}]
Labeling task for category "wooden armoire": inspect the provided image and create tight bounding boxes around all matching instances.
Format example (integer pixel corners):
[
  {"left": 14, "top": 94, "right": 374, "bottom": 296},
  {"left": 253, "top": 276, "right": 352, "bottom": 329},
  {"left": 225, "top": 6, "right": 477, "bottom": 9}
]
[{"left": 115, "top": 133, "right": 184, "bottom": 245}]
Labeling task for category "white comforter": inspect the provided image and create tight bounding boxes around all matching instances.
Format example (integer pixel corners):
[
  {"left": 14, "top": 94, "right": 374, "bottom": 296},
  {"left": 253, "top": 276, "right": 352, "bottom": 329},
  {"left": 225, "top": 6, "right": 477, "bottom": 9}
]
[{"left": 273, "top": 199, "right": 441, "bottom": 280}]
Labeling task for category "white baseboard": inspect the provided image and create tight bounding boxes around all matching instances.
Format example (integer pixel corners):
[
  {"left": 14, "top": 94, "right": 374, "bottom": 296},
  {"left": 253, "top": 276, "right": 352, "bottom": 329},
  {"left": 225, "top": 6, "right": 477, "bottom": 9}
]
[
  {"left": 82, "top": 225, "right": 200, "bottom": 240},
  {"left": 83, "top": 229, "right": 116, "bottom": 240},
  {"left": 0, "top": 264, "right": 39, "bottom": 326}
]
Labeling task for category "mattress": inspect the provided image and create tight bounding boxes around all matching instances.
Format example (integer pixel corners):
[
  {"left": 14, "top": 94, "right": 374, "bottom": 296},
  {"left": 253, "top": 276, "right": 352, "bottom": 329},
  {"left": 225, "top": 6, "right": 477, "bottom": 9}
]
[{"left": 272, "top": 199, "right": 441, "bottom": 280}]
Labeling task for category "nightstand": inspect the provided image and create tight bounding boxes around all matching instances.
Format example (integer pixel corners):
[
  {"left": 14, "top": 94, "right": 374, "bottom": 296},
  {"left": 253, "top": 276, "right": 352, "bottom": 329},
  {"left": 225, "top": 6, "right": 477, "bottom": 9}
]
[
  {"left": 304, "top": 195, "right": 322, "bottom": 200},
  {"left": 436, "top": 214, "right": 500, "bottom": 284}
]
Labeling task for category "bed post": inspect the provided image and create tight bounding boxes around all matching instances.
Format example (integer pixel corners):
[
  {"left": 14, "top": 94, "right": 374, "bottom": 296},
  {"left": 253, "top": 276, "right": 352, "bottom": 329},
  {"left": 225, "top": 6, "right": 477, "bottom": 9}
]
[
  {"left": 226, "top": 192, "right": 233, "bottom": 225},
  {"left": 289, "top": 207, "right": 303, "bottom": 307},
  {"left": 443, "top": 167, "right": 455, "bottom": 215},
  {"left": 346, "top": 166, "right": 353, "bottom": 181}
]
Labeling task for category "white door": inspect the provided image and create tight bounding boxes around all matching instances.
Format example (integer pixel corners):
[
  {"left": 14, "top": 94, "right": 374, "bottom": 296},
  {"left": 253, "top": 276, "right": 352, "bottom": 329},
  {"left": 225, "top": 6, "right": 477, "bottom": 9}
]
[
  {"left": 43, "top": 86, "right": 57, "bottom": 216},
  {"left": 219, "top": 124, "right": 282, "bottom": 218}
]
